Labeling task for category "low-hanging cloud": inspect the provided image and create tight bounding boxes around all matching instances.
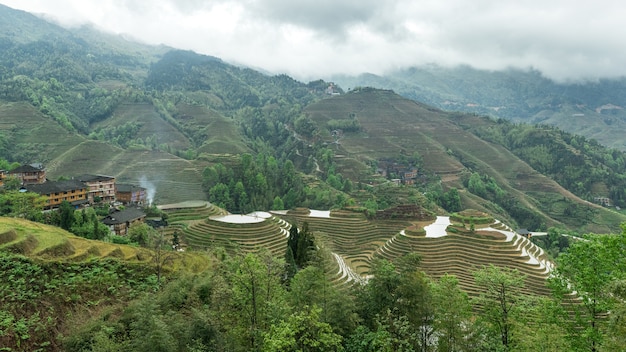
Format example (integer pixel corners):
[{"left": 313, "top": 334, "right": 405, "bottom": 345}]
[{"left": 3, "top": 0, "right": 626, "bottom": 82}]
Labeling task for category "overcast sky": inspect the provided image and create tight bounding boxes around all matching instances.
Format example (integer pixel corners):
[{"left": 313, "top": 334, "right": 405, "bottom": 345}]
[{"left": 1, "top": 0, "right": 625, "bottom": 82}]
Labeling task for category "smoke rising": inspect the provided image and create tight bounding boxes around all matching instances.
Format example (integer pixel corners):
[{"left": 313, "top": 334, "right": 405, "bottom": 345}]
[{"left": 139, "top": 175, "right": 156, "bottom": 205}]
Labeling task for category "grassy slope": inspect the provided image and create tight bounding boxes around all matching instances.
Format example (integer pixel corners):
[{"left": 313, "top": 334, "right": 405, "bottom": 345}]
[
  {"left": 175, "top": 103, "right": 250, "bottom": 155},
  {"left": 1, "top": 100, "right": 246, "bottom": 204},
  {"left": 333, "top": 68, "right": 626, "bottom": 151},
  {"left": 0, "top": 102, "right": 86, "bottom": 162},
  {"left": 92, "top": 103, "right": 193, "bottom": 151},
  {"left": 0, "top": 216, "right": 210, "bottom": 271},
  {"left": 48, "top": 144, "right": 206, "bottom": 204},
  {"left": 304, "top": 90, "right": 626, "bottom": 233}
]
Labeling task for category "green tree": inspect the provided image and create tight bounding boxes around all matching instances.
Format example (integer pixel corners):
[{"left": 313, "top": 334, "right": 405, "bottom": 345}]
[
  {"left": 127, "top": 299, "right": 176, "bottom": 352},
  {"left": 58, "top": 200, "right": 75, "bottom": 231},
  {"left": 271, "top": 196, "right": 284, "bottom": 210},
  {"left": 467, "top": 172, "right": 486, "bottom": 197},
  {"left": 127, "top": 223, "right": 151, "bottom": 247},
  {"left": 443, "top": 188, "right": 462, "bottom": 212},
  {"left": 295, "top": 222, "right": 315, "bottom": 269},
  {"left": 209, "top": 183, "right": 233, "bottom": 210},
  {"left": 357, "top": 254, "right": 431, "bottom": 351},
  {"left": 550, "top": 227, "right": 626, "bottom": 351},
  {"left": 473, "top": 264, "right": 527, "bottom": 351},
  {"left": 262, "top": 306, "right": 343, "bottom": 352},
  {"left": 289, "top": 265, "right": 358, "bottom": 336},
  {"left": 2, "top": 176, "right": 21, "bottom": 191},
  {"left": 430, "top": 274, "right": 474, "bottom": 352},
  {"left": 344, "top": 325, "right": 394, "bottom": 352},
  {"left": 227, "top": 251, "right": 287, "bottom": 351},
  {"left": 0, "top": 191, "right": 47, "bottom": 220}
]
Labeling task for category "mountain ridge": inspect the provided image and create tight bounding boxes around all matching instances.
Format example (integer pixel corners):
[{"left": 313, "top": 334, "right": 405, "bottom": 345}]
[
  {"left": 0, "top": 4, "right": 625, "bottom": 232},
  {"left": 332, "top": 65, "right": 626, "bottom": 150}
]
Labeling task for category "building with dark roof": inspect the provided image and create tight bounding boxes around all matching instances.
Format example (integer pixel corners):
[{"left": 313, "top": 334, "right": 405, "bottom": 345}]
[
  {"left": 516, "top": 228, "right": 532, "bottom": 238},
  {"left": 76, "top": 174, "right": 116, "bottom": 203},
  {"left": 25, "top": 180, "right": 87, "bottom": 209},
  {"left": 115, "top": 184, "right": 147, "bottom": 205},
  {"left": 9, "top": 164, "right": 46, "bottom": 185},
  {"left": 101, "top": 208, "right": 146, "bottom": 235}
]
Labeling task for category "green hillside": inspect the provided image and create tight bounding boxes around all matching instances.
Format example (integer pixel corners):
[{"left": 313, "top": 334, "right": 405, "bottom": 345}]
[
  {"left": 333, "top": 66, "right": 626, "bottom": 151},
  {"left": 303, "top": 89, "right": 626, "bottom": 233},
  {"left": 2, "top": 4, "right": 626, "bottom": 351},
  {"left": 0, "top": 102, "right": 85, "bottom": 162}
]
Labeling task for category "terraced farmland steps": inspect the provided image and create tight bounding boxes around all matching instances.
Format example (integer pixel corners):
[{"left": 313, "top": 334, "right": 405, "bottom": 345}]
[
  {"left": 162, "top": 204, "right": 556, "bottom": 297},
  {"left": 374, "top": 216, "right": 555, "bottom": 297}
]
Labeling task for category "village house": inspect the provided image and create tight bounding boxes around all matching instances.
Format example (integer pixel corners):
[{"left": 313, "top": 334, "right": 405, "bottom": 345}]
[
  {"left": 0, "top": 170, "right": 6, "bottom": 187},
  {"left": 516, "top": 228, "right": 532, "bottom": 239},
  {"left": 377, "top": 160, "right": 419, "bottom": 185},
  {"left": 593, "top": 196, "right": 611, "bottom": 207},
  {"left": 101, "top": 207, "right": 146, "bottom": 236},
  {"left": 9, "top": 164, "right": 46, "bottom": 185},
  {"left": 76, "top": 174, "right": 116, "bottom": 203},
  {"left": 115, "top": 184, "right": 147, "bottom": 205},
  {"left": 25, "top": 179, "right": 88, "bottom": 210}
]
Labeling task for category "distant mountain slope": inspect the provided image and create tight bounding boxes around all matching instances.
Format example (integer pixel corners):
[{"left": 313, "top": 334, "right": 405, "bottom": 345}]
[
  {"left": 2, "top": 3, "right": 626, "bottom": 232},
  {"left": 0, "top": 102, "right": 85, "bottom": 162},
  {"left": 303, "top": 89, "right": 626, "bottom": 233},
  {"left": 332, "top": 66, "right": 626, "bottom": 150}
]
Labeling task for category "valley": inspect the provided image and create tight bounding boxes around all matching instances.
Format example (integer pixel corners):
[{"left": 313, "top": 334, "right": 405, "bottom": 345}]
[{"left": 1, "top": 3, "right": 626, "bottom": 351}]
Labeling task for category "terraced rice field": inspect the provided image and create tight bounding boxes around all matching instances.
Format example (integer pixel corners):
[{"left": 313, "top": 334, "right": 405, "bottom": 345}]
[
  {"left": 275, "top": 210, "right": 556, "bottom": 295},
  {"left": 375, "top": 217, "right": 553, "bottom": 298},
  {"left": 275, "top": 209, "right": 410, "bottom": 277},
  {"left": 164, "top": 203, "right": 291, "bottom": 256},
  {"left": 0, "top": 217, "right": 210, "bottom": 273},
  {"left": 164, "top": 204, "right": 557, "bottom": 296}
]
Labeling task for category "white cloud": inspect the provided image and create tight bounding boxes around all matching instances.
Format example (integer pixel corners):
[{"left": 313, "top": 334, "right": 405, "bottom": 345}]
[{"left": 2, "top": 0, "right": 626, "bottom": 82}]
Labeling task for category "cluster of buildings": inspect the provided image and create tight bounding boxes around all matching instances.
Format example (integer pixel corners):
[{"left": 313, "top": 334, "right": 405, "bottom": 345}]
[
  {"left": 0, "top": 164, "right": 150, "bottom": 235},
  {"left": 376, "top": 160, "right": 419, "bottom": 186}
]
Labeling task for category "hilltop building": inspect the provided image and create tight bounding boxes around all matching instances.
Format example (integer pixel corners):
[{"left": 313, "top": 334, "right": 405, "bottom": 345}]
[
  {"left": 24, "top": 180, "right": 88, "bottom": 210},
  {"left": 76, "top": 174, "right": 116, "bottom": 203},
  {"left": 115, "top": 184, "right": 147, "bottom": 205}
]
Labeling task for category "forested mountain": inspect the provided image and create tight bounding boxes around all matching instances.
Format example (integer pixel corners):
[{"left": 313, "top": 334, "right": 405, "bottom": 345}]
[
  {"left": 1, "top": 3, "right": 626, "bottom": 233},
  {"left": 332, "top": 66, "right": 626, "bottom": 151},
  {"left": 3, "top": 4, "right": 626, "bottom": 351}
]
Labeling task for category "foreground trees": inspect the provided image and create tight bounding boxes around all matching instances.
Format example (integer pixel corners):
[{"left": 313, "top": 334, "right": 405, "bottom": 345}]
[
  {"left": 38, "top": 223, "right": 626, "bottom": 351},
  {"left": 549, "top": 225, "right": 626, "bottom": 352}
]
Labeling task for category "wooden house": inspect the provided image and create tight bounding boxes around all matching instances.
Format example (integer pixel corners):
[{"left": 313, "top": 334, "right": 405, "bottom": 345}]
[
  {"left": 115, "top": 184, "right": 147, "bottom": 205},
  {"left": 25, "top": 180, "right": 88, "bottom": 209},
  {"left": 102, "top": 208, "right": 146, "bottom": 236},
  {"left": 9, "top": 164, "right": 46, "bottom": 185},
  {"left": 76, "top": 174, "right": 116, "bottom": 203}
]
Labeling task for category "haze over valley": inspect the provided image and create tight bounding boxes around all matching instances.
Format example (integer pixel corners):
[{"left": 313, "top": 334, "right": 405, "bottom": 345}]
[{"left": 1, "top": 3, "right": 626, "bottom": 351}]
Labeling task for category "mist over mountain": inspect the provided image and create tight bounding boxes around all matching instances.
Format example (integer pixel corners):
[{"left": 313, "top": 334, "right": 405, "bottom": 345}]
[
  {"left": 332, "top": 66, "right": 626, "bottom": 151},
  {"left": 1, "top": 2, "right": 626, "bottom": 235},
  {"left": 4, "top": 4, "right": 626, "bottom": 351}
]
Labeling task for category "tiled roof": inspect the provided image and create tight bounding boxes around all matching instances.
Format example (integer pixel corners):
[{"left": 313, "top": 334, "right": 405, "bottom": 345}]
[
  {"left": 116, "top": 184, "right": 146, "bottom": 193},
  {"left": 102, "top": 208, "right": 146, "bottom": 225},
  {"left": 25, "top": 180, "right": 86, "bottom": 195},
  {"left": 76, "top": 174, "right": 115, "bottom": 182},
  {"left": 9, "top": 164, "right": 44, "bottom": 174}
]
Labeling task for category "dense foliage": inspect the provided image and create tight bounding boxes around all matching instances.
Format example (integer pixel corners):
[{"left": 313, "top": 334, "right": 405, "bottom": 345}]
[
  {"left": 462, "top": 117, "right": 626, "bottom": 208},
  {"left": 53, "top": 223, "right": 626, "bottom": 352},
  {"left": 0, "top": 251, "right": 157, "bottom": 351}
]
